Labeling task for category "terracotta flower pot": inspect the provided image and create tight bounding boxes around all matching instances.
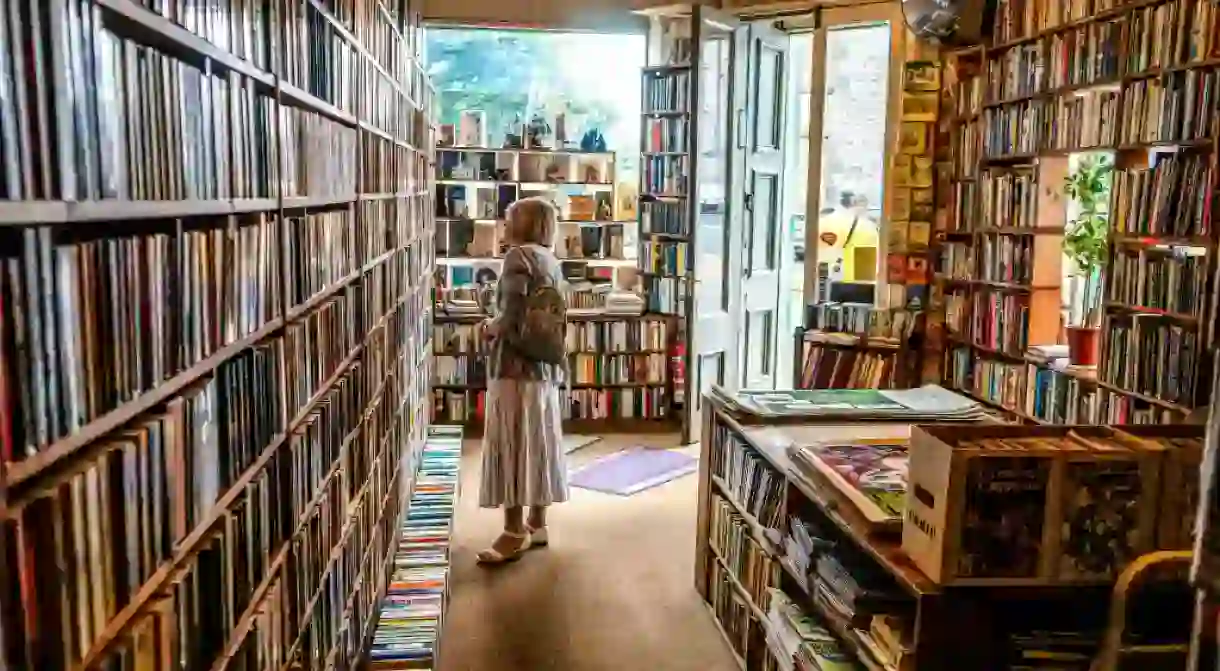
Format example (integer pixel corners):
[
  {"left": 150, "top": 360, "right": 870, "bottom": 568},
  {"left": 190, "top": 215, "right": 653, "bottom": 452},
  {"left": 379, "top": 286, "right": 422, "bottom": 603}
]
[{"left": 1067, "top": 326, "right": 1100, "bottom": 366}]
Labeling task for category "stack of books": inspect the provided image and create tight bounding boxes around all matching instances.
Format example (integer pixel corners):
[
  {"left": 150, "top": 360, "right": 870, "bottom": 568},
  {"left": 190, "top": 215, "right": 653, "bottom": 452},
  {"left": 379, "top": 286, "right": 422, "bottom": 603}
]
[
  {"left": 369, "top": 428, "right": 462, "bottom": 669},
  {"left": 710, "top": 386, "right": 986, "bottom": 421}
]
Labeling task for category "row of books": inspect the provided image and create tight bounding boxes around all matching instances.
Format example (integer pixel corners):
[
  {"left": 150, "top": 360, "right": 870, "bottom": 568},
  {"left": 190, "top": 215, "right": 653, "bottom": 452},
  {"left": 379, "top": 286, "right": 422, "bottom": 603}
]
[
  {"left": 955, "top": 73, "right": 984, "bottom": 117},
  {"left": 950, "top": 181, "right": 978, "bottom": 235},
  {"left": 369, "top": 429, "right": 460, "bottom": 668},
  {"left": 1124, "top": 0, "right": 1220, "bottom": 75},
  {"left": 0, "top": 221, "right": 282, "bottom": 455},
  {"left": 952, "top": 122, "right": 981, "bottom": 180},
  {"left": 432, "top": 319, "right": 667, "bottom": 355},
  {"left": 984, "top": 72, "right": 1219, "bottom": 157},
  {"left": 363, "top": 134, "right": 425, "bottom": 194},
  {"left": 641, "top": 156, "right": 689, "bottom": 197},
  {"left": 940, "top": 241, "right": 975, "bottom": 279},
  {"left": 434, "top": 351, "right": 669, "bottom": 387},
  {"left": 1119, "top": 69, "right": 1220, "bottom": 146},
  {"left": 640, "top": 240, "right": 690, "bottom": 276},
  {"left": 433, "top": 355, "right": 487, "bottom": 386},
  {"left": 1025, "top": 362, "right": 1102, "bottom": 423},
  {"left": 569, "top": 353, "right": 668, "bottom": 386},
  {"left": 969, "top": 290, "right": 1031, "bottom": 355},
  {"left": 9, "top": 322, "right": 419, "bottom": 669},
  {"left": 645, "top": 117, "right": 689, "bottom": 154},
  {"left": 286, "top": 210, "right": 356, "bottom": 306},
  {"left": 566, "top": 319, "right": 669, "bottom": 352},
  {"left": 986, "top": 22, "right": 1122, "bottom": 102},
  {"left": 797, "top": 343, "right": 907, "bottom": 390},
  {"left": 978, "top": 234, "right": 1036, "bottom": 285},
  {"left": 979, "top": 167, "right": 1037, "bottom": 230},
  {"left": 298, "top": 2, "right": 359, "bottom": 114},
  {"left": 1106, "top": 247, "right": 1209, "bottom": 317},
  {"left": 709, "top": 494, "right": 776, "bottom": 610},
  {"left": 1043, "top": 89, "right": 1120, "bottom": 151},
  {"left": 710, "top": 424, "right": 785, "bottom": 530},
  {"left": 20, "top": 23, "right": 274, "bottom": 202},
  {"left": 1101, "top": 314, "right": 1201, "bottom": 405},
  {"left": 639, "top": 200, "right": 689, "bottom": 236},
  {"left": 947, "top": 347, "right": 1027, "bottom": 414},
  {"left": 431, "top": 387, "right": 671, "bottom": 422},
  {"left": 643, "top": 275, "right": 688, "bottom": 315},
  {"left": 991, "top": 0, "right": 1114, "bottom": 45},
  {"left": 358, "top": 197, "right": 429, "bottom": 265},
  {"left": 643, "top": 71, "right": 691, "bottom": 113},
  {"left": 803, "top": 304, "right": 920, "bottom": 340},
  {"left": 1110, "top": 151, "right": 1212, "bottom": 238},
  {"left": 708, "top": 560, "right": 752, "bottom": 661},
  {"left": 282, "top": 106, "right": 359, "bottom": 198}
]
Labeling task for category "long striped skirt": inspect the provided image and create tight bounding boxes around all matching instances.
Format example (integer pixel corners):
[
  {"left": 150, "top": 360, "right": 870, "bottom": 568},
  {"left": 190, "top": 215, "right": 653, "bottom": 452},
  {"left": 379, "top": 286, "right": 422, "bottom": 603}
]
[{"left": 478, "top": 378, "right": 569, "bottom": 508}]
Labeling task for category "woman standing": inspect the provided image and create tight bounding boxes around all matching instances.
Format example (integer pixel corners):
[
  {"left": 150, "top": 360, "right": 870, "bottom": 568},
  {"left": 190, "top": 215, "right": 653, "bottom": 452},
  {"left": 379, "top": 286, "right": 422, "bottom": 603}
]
[{"left": 477, "top": 196, "right": 569, "bottom": 564}]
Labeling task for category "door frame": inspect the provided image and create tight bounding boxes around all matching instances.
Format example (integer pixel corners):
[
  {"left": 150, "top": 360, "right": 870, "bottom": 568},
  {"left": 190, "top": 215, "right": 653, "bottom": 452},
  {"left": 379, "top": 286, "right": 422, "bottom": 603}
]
[{"left": 802, "top": 3, "right": 906, "bottom": 308}]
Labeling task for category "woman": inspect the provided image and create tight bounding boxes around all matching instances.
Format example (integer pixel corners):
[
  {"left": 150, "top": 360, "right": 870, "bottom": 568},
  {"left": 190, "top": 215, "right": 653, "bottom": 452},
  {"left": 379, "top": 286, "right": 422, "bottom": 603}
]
[{"left": 477, "top": 196, "right": 569, "bottom": 564}]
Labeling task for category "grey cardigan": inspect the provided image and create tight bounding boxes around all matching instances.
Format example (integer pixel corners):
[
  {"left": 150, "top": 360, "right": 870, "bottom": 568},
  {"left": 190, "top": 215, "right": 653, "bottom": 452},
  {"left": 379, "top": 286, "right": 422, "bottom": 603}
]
[{"left": 488, "top": 244, "right": 566, "bottom": 381}]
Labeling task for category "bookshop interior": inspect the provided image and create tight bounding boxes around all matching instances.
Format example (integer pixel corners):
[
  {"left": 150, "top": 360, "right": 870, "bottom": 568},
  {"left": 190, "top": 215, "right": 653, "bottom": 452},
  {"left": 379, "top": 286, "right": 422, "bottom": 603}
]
[{"left": 15, "top": 0, "right": 1220, "bottom": 669}]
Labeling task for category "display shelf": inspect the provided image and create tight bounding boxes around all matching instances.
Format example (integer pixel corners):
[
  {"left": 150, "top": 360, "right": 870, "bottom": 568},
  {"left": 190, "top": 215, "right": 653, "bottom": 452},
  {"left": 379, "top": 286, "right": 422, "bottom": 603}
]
[{"left": 0, "top": 1, "right": 437, "bottom": 668}]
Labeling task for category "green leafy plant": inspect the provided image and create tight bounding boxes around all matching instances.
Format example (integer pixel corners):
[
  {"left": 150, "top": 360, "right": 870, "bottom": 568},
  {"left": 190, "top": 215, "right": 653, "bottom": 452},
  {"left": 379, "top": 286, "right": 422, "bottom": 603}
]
[{"left": 1062, "top": 154, "right": 1112, "bottom": 327}]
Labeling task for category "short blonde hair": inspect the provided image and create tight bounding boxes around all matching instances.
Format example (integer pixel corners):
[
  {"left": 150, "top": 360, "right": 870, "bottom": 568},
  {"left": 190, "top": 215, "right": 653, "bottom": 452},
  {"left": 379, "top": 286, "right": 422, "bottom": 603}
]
[{"left": 505, "top": 196, "right": 558, "bottom": 248}]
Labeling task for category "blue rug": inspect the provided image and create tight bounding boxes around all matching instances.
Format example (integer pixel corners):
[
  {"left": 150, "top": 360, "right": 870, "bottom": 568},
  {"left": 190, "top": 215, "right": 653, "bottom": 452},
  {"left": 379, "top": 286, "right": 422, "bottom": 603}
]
[{"left": 569, "top": 448, "right": 698, "bottom": 496}]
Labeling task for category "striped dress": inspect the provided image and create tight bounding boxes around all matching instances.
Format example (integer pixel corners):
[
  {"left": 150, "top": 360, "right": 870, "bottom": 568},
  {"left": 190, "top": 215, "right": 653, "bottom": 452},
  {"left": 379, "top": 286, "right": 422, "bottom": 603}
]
[{"left": 478, "top": 244, "right": 569, "bottom": 508}]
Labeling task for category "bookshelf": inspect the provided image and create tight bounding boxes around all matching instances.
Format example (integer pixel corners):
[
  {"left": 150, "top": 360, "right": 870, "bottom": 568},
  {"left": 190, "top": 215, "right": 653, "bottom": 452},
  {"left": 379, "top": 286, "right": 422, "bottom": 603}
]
[
  {"left": 935, "top": 0, "right": 1220, "bottom": 424},
  {"left": 0, "top": 2, "right": 436, "bottom": 670},
  {"left": 637, "top": 4, "right": 739, "bottom": 443},
  {"left": 431, "top": 313, "right": 676, "bottom": 430}
]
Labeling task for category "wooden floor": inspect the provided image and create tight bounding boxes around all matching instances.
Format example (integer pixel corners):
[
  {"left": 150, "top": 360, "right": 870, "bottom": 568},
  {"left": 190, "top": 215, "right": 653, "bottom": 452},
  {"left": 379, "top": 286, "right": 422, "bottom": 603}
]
[{"left": 436, "top": 434, "right": 740, "bottom": 671}]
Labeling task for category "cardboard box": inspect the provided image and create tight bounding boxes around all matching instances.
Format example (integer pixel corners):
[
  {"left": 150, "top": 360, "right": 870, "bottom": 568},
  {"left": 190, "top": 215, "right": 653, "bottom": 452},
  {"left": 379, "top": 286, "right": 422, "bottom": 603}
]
[{"left": 903, "top": 425, "right": 1165, "bottom": 586}]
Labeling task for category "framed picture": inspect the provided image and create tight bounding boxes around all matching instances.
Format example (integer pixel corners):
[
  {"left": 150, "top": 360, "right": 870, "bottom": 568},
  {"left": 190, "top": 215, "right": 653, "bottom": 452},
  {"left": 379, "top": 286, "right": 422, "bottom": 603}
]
[
  {"left": 904, "top": 61, "right": 941, "bottom": 91},
  {"left": 902, "top": 91, "right": 939, "bottom": 121},
  {"left": 892, "top": 155, "right": 912, "bottom": 187},
  {"left": 892, "top": 187, "right": 912, "bottom": 222},
  {"left": 899, "top": 122, "right": 928, "bottom": 154},
  {"left": 912, "top": 156, "right": 934, "bottom": 188}
]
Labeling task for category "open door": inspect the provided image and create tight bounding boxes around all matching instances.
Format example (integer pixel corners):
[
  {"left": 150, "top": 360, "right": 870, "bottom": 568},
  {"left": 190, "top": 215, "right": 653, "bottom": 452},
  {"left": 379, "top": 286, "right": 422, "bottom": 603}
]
[
  {"left": 737, "top": 21, "right": 789, "bottom": 390},
  {"left": 683, "top": 5, "right": 741, "bottom": 445}
]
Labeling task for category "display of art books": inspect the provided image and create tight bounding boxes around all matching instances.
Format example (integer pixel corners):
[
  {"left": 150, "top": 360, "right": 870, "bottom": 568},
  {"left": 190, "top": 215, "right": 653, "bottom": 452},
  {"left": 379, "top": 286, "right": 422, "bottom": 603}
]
[{"left": 787, "top": 440, "right": 909, "bottom": 533}]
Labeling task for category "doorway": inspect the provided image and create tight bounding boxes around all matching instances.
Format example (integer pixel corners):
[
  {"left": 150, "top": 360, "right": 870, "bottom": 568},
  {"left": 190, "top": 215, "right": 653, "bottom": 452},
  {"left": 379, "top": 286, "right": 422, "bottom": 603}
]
[{"left": 771, "top": 5, "right": 900, "bottom": 387}]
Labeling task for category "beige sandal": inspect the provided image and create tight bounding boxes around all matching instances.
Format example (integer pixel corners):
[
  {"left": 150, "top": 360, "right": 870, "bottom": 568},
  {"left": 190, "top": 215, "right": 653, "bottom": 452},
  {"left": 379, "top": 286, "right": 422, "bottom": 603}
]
[
  {"left": 528, "top": 525, "right": 549, "bottom": 548},
  {"left": 476, "top": 530, "right": 532, "bottom": 564}
]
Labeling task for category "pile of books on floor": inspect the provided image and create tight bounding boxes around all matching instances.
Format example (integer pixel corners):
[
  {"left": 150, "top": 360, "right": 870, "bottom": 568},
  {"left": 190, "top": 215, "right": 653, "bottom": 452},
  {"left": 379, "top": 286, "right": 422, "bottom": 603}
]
[
  {"left": 710, "top": 385, "right": 986, "bottom": 421},
  {"left": 369, "top": 427, "right": 462, "bottom": 669}
]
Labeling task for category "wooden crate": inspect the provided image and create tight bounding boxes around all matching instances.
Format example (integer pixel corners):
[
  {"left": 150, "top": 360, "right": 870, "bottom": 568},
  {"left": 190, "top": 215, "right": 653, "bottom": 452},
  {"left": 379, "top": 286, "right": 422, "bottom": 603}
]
[
  {"left": 1114, "top": 425, "right": 1205, "bottom": 551},
  {"left": 903, "top": 425, "right": 1164, "bottom": 586}
]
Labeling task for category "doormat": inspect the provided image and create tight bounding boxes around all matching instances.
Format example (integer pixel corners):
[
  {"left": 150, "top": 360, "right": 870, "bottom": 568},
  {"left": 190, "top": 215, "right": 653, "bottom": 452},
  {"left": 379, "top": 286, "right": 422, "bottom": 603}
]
[
  {"left": 563, "top": 434, "right": 603, "bottom": 454},
  {"left": 569, "top": 448, "right": 698, "bottom": 496}
]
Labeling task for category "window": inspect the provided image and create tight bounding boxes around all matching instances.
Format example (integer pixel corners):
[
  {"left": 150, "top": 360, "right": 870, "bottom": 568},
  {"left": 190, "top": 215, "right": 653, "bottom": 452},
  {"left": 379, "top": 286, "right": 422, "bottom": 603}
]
[{"left": 424, "top": 28, "right": 646, "bottom": 183}]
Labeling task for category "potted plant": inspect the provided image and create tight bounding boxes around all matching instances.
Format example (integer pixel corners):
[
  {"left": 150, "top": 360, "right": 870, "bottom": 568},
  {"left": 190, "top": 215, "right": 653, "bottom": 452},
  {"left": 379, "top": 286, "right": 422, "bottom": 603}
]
[{"left": 1062, "top": 154, "right": 1112, "bottom": 366}]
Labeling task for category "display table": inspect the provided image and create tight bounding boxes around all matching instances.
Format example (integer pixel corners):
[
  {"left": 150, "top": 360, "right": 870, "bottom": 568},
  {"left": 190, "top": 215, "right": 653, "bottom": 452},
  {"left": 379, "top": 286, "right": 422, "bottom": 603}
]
[{"left": 693, "top": 391, "right": 1194, "bottom": 670}]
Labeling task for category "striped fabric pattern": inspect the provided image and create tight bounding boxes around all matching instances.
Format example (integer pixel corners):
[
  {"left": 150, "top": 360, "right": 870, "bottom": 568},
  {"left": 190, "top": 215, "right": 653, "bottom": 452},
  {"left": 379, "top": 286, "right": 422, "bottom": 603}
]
[{"left": 478, "top": 379, "right": 570, "bottom": 508}]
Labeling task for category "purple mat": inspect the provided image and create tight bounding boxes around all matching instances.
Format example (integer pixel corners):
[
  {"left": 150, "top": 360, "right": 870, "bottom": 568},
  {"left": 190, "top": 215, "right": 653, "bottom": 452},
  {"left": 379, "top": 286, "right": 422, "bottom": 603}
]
[{"left": 569, "top": 448, "right": 698, "bottom": 496}]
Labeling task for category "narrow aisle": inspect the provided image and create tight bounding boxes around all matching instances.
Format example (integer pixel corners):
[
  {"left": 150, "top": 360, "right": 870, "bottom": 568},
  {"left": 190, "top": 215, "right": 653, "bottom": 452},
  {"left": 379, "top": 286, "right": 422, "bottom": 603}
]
[{"left": 438, "top": 435, "right": 740, "bottom": 671}]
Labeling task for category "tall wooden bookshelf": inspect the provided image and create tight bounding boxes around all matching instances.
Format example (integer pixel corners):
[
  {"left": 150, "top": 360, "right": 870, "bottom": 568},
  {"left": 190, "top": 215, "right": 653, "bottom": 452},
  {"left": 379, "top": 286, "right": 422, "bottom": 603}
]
[
  {"left": 429, "top": 145, "right": 677, "bottom": 431},
  {"left": 936, "top": 0, "right": 1220, "bottom": 425},
  {"left": 637, "top": 3, "right": 739, "bottom": 443},
  {"left": 0, "top": 1, "right": 436, "bottom": 669}
]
